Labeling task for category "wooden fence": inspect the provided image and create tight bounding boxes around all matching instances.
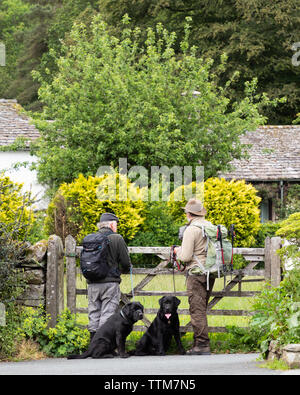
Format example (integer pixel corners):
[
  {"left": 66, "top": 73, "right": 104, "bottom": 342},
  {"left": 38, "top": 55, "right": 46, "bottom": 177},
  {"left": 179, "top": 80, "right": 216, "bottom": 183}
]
[{"left": 54, "top": 235, "right": 282, "bottom": 333}]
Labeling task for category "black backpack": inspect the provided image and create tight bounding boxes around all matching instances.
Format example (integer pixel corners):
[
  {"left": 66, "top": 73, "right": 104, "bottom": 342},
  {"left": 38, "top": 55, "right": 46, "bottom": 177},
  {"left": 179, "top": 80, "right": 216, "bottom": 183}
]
[{"left": 80, "top": 230, "right": 112, "bottom": 282}]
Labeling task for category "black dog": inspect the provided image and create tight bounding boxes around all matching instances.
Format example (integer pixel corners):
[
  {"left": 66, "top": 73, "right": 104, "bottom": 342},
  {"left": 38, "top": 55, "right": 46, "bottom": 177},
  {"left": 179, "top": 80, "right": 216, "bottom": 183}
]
[
  {"left": 134, "top": 296, "right": 185, "bottom": 356},
  {"left": 67, "top": 302, "right": 144, "bottom": 359}
]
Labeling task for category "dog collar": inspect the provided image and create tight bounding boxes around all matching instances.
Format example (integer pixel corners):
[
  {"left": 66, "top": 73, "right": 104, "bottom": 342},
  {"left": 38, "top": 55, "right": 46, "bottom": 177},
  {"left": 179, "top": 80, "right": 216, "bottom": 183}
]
[{"left": 120, "top": 308, "right": 132, "bottom": 325}]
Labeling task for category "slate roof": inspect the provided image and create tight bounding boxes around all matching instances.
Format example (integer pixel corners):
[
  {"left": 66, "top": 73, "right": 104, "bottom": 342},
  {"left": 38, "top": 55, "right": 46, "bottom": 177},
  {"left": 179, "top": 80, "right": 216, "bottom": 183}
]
[
  {"left": 0, "top": 99, "right": 40, "bottom": 149},
  {"left": 221, "top": 125, "right": 300, "bottom": 182}
]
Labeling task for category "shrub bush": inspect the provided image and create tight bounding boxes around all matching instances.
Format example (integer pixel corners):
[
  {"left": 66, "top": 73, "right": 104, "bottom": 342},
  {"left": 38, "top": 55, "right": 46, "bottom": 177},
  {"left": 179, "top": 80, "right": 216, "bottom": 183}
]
[
  {"left": 0, "top": 175, "right": 35, "bottom": 360},
  {"left": 254, "top": 221, "right": 282, "bottom": 248},
  {"left": 0, "top": 176, "right": 34, "bottom": 304},
  {"left": 168, "top": 177, "right": 261, "bottom": 247},
  {"left": 250, "top": 265, "right": 300, "bottom": 358},
  {"left": 129, "top": 201, "right": 181, "bottom": 266},
  {"left": 0, "top": 305, "right": 24, "bottom": 360},
  {"left": 0, "top": 174, "right": 34, "bottom": 237},
  {"left": 20, "top": 307, "right": 89, "bottom": 357},
  {"left": 250, "top": 213, "right": 300, "bottom": 358},
  {"left": 276, "top": 212, "right": 300, "bottom": 268},
  {"left": 45, "top": 173, "right": 146, "bottom": 243}
]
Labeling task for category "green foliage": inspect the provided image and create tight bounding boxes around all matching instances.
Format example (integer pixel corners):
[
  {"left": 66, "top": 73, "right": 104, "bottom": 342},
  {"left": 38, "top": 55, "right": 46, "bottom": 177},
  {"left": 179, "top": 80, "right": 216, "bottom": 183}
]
[
  {"left": 0, "top": 304, "right": 24, "bottom": 360},
  {"left": 250, "top": 264, "right": 300, "bottom": 358},
  {"left": 254, "top": 221, "right": 282, "bottom": 248},
  {"left": 0, "top": 175, "right": 35, "bottom": 304},
  {"left": 129, "top": 201, "right": 181, "bottom": 266},
  {"left": 276, "top": 212, "right": 300, "bottom": 268},
  {"left": 284, "top": 185, "right": 300, "bottom": 217},
  {"left": 20, "top": 307, "right": 89, "bottom": 357},
  {"left": 44, "top": 173, "right": 146, "bottom": 243},
  {"left": 0, "top": 1, "right": 100, "bottom": 110},
  {"left": 204, "top": 178, "right": 261, "bottom": 247},
  {"left": 99, "top": 0, "right": 300, "bottom": 124},
  {"left": 32, "top": 15, "right": 272, "bottom": 189},
  {"left": 168, "top": 178, "right": 261, "bottom": 247},
  {"left": 1, "top": 0, "right": 296, "bottom": 122},
  {"left": 131, "top": 201, "right": 180, "bottom": 246},
  {"left": 0, "top": 175, "right": 37, "bottom": 360},
  {"left": 222, "top": 326, "right": 260, "bottom": 353},
  {"left": 0, "top": 0, "right": 32, "bottom": 100},
  {"left": 0, "top": 174, "right": 34, "bottom": 235},
  {"left": 0, "top": 0, "right": 55, "bottom": 110},
  {"left": 276, "top": 212, "right": 300, "bottom": 241},
  {"left": 26, "top": 210, "right": 48, "bottom": 245}
]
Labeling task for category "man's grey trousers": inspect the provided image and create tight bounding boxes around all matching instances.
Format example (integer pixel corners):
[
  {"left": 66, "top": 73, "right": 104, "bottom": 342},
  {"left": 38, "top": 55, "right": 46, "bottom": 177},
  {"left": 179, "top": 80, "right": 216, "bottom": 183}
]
[{"left": 87, "top": 282, "right": 121, "bottom": 333}]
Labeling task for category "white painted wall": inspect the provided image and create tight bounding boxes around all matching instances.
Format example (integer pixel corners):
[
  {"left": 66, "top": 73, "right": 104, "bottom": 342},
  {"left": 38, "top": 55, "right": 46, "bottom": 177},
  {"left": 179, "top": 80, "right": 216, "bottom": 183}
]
[{"left": 0, "top": 151, "right": 48, "bottom": 209}]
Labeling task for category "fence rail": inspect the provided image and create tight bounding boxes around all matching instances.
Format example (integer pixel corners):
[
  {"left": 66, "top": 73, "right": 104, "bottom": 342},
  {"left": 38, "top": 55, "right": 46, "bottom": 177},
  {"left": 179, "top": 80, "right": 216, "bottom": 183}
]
[{"left": 54, "top": 235, "right": 282, "bottom": 333}]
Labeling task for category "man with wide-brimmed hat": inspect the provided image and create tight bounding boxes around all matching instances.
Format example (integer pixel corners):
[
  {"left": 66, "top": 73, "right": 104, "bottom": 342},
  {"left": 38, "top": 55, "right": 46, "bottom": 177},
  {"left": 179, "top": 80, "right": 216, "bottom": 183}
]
[
  {"left": 174, "top": 199, "right": 215, "bottom": 355},
  {"left": 87, "top": 212, "right": 131, "bottom": 341}
]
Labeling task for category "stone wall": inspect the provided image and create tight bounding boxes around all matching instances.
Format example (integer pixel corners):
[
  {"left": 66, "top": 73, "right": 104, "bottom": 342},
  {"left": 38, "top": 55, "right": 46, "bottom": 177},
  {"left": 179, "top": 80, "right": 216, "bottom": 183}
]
[
  {"left": 268, "top": 341, "right": 300, "bottom": 368},
  {"left": 17, "top": 240, "right": 48, "bottom": 308},
  {"left": 16, "top": 235, "right": 65, "bottom": 328}
]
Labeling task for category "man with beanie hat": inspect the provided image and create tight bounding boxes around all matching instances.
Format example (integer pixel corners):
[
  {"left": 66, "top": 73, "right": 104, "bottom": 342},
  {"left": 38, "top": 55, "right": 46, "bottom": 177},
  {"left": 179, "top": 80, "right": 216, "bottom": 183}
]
[
  {"left": 174, "top": 199, "right": 215, "bottom": 355},
  {"left": 87, "top": 212, "right": 131, "bottom": 341}
]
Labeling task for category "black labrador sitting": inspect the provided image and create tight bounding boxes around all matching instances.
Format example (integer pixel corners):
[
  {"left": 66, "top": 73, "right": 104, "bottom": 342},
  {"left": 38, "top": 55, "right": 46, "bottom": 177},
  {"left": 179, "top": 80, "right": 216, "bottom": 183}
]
[
  {"left": 134, "top": 296, "right": 185, "bottom": 356},
  {"left": 67, "top": 302, "right": 144, "bottom": 359}
]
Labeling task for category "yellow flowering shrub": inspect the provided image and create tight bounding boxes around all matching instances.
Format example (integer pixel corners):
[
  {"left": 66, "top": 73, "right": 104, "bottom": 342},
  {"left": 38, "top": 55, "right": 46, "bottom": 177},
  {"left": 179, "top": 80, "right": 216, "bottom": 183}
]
[
  {"left": 0, "top": 174, "right": 34, "bottom": 236},
  {"left": 168, "top": 177, "right": 261, "bottom": 247},
  {"left": 45, "top": 173, "right": 146, "bottom": 242}
]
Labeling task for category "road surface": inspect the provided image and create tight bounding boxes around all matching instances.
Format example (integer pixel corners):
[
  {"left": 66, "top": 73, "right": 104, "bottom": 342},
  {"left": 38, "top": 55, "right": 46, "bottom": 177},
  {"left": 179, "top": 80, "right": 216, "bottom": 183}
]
[{"left": 0, "top": 353, "right": 293, "bottom": 375}]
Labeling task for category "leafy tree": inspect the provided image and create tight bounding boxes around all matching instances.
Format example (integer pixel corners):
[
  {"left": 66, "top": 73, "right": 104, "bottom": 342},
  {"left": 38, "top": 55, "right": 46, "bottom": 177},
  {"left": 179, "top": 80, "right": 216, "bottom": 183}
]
[
  {"left": 1, "top": 0, "right": 297, "bottom": 122},
  {"left": 32, "top": 15, "right": 274, "bottom": 189},
  {"left": 0, "top": 0, "right": 99, "bottom": 111},
  {"left": 0, "top": 0, "right": 32, "bottom": 101},
  {"left": 99, "top": 0, "right": 300, "bottom": 124}
]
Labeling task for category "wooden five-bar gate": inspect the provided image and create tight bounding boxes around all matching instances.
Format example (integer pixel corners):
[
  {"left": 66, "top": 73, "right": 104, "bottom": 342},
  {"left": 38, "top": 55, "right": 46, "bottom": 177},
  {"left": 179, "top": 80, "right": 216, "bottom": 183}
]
[{"left": 60, "top": 235, "right": 282, "bottom": 333}]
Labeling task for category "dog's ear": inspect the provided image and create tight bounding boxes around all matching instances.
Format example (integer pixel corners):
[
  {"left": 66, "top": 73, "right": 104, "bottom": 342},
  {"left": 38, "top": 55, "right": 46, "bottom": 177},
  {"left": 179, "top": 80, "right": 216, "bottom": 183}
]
[
  {"left": 159, "top": 296, "right": 166, "bottom": 306},
  {"left": 122, "top": 303, "right": 131, "bottom": 315},
  {"left": 174, "top": 297, "right": 181, "bottom": 307}
]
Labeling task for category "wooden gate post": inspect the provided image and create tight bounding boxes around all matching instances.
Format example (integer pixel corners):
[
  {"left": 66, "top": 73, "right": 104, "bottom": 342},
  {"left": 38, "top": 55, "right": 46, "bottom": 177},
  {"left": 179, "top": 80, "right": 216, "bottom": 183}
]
[
  {"left": 65, "top": 235, "right": 77, "bottom": 315},
  {"left": 46, "top": 235, "right": 64, "bottom": 328},
  {"left": 270, "top": 236, "right": 282, "bottom": 287},
  {"left": 264, "top": 236, "right": 271, "bottom": 283}
]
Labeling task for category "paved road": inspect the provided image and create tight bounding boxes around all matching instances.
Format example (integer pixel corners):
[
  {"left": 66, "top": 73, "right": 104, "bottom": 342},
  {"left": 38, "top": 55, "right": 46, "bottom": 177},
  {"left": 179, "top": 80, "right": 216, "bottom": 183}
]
[{"left": 0, "top": 353, "right": 292, "bottom": 375}]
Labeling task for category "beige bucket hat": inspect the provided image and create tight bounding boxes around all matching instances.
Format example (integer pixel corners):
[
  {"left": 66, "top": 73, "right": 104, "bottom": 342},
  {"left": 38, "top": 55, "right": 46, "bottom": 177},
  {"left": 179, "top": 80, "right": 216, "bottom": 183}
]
[{"left": 182, "top": 198, "right": 207, "bottom": 216}]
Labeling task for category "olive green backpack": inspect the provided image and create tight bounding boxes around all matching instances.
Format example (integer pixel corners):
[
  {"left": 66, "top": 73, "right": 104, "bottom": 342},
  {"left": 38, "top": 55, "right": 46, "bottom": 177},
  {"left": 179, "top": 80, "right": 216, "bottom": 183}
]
[{"left": 188, "top": 221, "right": 233, "bottom": 288}]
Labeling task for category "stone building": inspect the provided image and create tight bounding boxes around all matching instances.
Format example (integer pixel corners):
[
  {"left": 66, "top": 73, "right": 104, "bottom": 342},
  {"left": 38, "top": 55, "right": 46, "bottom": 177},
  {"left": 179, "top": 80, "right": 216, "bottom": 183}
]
[{"left": 221, "top": 125, "right": 300, "bottom": 222}]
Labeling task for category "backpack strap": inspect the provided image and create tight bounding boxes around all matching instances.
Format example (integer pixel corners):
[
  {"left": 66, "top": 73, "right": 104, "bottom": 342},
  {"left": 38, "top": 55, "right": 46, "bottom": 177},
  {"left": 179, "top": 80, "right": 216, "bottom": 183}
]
[
  {"left": 201, "top": 226, "right": 210, "bottom": 253},
  {"left": 192, "top": 254, "right": 210, "bottom": 291},
  {"left": 189, "top": 223, "right": 210, "bottom": 252}
]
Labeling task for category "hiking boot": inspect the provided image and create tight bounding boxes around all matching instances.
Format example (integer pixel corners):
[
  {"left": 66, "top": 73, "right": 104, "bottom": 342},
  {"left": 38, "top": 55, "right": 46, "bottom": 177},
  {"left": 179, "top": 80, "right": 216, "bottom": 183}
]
[{"left": 186, "top": 344, "right": 211, "bottom": 355}]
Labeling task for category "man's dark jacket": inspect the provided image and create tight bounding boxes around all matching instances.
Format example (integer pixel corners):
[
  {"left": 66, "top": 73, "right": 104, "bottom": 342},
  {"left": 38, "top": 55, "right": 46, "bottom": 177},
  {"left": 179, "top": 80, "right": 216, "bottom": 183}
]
[{"left": 87, "top": 227, "right": 131, "bottom": 284}]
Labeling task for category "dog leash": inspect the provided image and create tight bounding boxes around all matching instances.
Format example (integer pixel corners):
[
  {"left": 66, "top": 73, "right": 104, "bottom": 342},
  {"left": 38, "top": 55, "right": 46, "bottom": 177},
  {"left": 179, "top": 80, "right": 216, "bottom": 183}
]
[
  {"left": 130, "top": 264, "right": 135, "bottom": 300},
  {"left": 170, "top": 245, "right": 186, "bottom": 295}
]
